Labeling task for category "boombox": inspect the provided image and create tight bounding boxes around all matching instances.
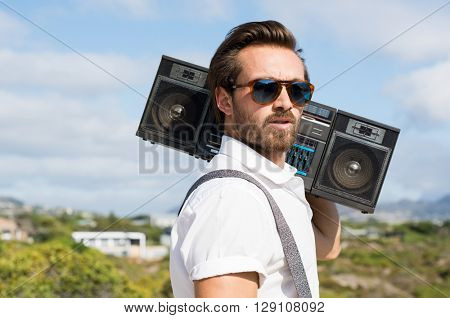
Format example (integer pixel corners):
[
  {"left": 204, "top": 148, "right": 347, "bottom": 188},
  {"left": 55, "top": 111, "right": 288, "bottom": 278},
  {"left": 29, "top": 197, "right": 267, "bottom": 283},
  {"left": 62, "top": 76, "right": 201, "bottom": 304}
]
[{"left": 136, "top": 56, "right": 400, "bottom": 214}]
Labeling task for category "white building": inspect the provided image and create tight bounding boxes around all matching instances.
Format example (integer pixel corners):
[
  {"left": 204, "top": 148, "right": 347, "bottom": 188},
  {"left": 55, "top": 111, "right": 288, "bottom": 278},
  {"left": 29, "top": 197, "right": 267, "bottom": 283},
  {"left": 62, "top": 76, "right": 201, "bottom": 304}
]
[
  {"left": 160, "top": 233, "right": 171, "bottom": 247},
  {"left": 0, "top": 217, "right": 29, "bottom": 242},
  {"left": 72, "top": 231, "right": 146, "bottom": 259},
  {"left": 146, "top": 245, "right": 169, "bottom": 261}
]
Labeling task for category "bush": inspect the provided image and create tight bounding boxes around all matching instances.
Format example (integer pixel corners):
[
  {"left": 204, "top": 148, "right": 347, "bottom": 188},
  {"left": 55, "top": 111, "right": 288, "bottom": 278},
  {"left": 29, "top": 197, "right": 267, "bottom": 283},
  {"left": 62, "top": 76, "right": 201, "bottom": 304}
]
[{"left": 0, "top": 240, "right": 144, "bottom": 297}]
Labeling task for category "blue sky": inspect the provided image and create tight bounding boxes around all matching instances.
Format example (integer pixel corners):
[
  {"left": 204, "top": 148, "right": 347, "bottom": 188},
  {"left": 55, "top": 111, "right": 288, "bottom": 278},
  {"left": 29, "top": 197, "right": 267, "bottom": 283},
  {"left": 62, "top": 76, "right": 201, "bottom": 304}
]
[{"left": 1, "top": 0, "right": 449, "bottom": 215}]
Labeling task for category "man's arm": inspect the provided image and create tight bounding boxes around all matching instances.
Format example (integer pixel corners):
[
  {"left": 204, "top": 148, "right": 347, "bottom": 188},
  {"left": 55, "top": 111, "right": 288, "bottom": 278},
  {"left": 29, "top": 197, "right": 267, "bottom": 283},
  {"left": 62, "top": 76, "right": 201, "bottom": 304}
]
[
  {"left": 306, "top": 194, "right": 341, "bottom": 260},
  {"left": 194, "top": 272, "right": 259, "bottom": 297}
]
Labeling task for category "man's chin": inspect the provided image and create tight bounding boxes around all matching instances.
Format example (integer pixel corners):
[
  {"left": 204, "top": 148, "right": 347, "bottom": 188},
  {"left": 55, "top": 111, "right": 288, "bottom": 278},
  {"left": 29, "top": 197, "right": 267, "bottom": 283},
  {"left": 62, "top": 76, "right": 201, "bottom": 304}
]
[
  {"left": 265, "top": 128, "right": 296, "bottom": 149},
  {"left": 236, "top": 125, "right": 296, "bottom": 154},
  {"left": 263, "top": 135, "right": 296, "bottom": 153},
  {"left": 268, "top": 141, "right": 295, "bottom": 153}
]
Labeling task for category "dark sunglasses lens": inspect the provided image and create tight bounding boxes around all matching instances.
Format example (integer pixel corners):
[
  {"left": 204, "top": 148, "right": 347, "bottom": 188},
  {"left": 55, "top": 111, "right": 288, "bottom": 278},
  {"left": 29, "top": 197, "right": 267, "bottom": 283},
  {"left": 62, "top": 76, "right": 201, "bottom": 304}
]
[
  {"left": 290, "top": 82, "right": 312, "bottom": 104},
  {"left": 252, "top": 79, "right": 279, "bottom": 104}
]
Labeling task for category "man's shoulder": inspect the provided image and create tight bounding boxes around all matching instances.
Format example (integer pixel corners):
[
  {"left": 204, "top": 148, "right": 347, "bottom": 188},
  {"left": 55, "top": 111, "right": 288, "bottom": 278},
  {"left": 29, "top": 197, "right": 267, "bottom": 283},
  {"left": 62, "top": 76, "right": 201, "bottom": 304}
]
[
  {"left": 190, "top": 176, "right": 265, "bottom": 202},
  {"left": 182, "top": 172, "right": 269, "bottom": 212},
  {"left": 177, "top": 174, "right": 274, "bottom": 236}
]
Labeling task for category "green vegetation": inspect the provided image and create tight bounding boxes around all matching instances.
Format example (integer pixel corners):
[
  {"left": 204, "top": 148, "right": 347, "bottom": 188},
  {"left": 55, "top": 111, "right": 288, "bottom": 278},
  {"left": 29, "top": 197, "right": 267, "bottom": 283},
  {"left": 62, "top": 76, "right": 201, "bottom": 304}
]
[
  {"left": 1, "top": 209, "right": 448, "bottom": 298},
  {"left": 0, "top": 210, "right": 171, "bottom": 297},
  {"left": 0, "top": 239, "right": 171, "bottom": 297},
  {"left": 318, "top": 220, "right": 450, "bottom": 298},
  {"left": 17, "top": 211, "right": 163, "bottom": 245},
  {"left": 0, "top": 240, "right": 138, "bottom": 297}
]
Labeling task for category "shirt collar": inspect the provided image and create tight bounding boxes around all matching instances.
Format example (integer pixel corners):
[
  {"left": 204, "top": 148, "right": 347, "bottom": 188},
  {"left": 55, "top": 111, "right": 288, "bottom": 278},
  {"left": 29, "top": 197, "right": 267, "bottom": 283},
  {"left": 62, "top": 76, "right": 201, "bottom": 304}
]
[{"left": 218, "top": 135, "right": 298, "bottom": 185}]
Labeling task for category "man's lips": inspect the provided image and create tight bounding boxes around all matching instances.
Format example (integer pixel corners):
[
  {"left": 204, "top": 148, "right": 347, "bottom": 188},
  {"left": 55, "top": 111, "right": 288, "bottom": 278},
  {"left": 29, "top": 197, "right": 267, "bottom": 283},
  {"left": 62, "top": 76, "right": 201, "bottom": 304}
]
[{"left": 268, "top": 118, "right": 294, "bottom": 124}]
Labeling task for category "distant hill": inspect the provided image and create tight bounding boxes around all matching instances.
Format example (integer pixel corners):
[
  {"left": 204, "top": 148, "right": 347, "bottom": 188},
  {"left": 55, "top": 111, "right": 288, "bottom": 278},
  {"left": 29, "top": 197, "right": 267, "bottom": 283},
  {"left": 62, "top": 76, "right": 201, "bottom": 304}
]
[
  {"left": 0, "top": 196, "right": 24, "bottom": 208},
  {"left": 437, "top": 193, "right": 450, "bottom": 205},
  {"left": 3, "top": 192, "right": 449, "bottom": 224},
  {"left": 167, "top": 206, "right": 181, "bottom": 215},
  {"left": 166, "top": 193, "right": 450, "bottom": 223},
  {"left": 339, "top": 194, "right": 450, "bottom": 223}
]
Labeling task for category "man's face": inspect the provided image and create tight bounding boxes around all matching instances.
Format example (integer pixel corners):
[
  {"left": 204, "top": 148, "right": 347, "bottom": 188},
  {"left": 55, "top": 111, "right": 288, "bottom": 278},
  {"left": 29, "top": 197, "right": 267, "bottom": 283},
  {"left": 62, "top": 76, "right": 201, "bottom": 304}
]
[{"left": 229, "top": 45, "right": 306, "bottom": 154}]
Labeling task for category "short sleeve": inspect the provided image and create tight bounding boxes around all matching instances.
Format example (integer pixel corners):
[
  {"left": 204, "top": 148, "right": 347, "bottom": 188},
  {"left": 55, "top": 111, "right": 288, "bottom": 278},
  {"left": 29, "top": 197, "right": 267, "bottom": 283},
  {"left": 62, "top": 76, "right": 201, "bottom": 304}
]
[{"left": 179, "top": 179, "right": 273, "bottom": 288}]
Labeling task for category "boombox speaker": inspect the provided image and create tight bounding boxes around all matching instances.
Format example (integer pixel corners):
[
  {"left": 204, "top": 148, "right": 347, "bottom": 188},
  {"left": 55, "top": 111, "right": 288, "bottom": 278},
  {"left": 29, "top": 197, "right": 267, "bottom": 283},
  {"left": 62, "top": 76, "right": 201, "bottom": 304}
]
[
  {"left": 136, "top": 56, "right": 212, "bottom": 155},
  {"left": 310, "top": 111, "right": 399, "bottom": 213},
  {"left": 137, "top": 56, "right": 400, "bottom": 214}
]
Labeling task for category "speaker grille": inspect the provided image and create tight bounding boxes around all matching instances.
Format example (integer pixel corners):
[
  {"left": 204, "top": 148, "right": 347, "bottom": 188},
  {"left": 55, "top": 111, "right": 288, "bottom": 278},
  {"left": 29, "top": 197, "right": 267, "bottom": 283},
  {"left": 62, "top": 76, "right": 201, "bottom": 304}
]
[
  {"left": 331, "top": 147, "right": 374, "bottom": 192},
  {"left": 144, "top": 76, "right": 210, "bottom": 144},
  {"left": 316, "top": 132, "right": 391, "bottom": 205}
]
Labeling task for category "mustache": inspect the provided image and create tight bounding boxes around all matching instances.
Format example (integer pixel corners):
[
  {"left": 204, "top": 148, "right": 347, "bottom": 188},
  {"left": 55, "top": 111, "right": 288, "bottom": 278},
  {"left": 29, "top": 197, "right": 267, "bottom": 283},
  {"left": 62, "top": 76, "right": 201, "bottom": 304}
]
[{"left": 263, "top": 111, "right": 297, "bottom": 126}]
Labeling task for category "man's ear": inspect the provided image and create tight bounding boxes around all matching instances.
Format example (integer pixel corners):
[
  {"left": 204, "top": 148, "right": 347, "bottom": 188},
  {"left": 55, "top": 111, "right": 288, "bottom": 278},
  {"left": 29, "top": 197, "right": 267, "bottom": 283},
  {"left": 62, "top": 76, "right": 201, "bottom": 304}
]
[{"left": 215, "top": 86, "right": 233, "bottom": 116}]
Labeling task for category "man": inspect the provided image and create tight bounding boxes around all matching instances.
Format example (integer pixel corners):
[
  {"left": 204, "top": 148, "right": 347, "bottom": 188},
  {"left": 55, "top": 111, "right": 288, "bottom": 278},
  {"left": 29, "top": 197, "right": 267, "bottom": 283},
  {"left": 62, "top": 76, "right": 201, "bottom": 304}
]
[{"left": 170, "top": 21, "right": 341, "bottom": 298}]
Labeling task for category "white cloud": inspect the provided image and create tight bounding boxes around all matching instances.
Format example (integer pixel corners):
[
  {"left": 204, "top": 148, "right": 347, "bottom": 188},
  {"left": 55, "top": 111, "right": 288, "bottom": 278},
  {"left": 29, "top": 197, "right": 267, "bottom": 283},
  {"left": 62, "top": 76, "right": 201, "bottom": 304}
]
[
  {"left": 0, "top": 43, "right": 213, "bottom": 213},
  {"left": 0, "top": 175, "right": 190, "bottom": 214},
  {"left": 379, "top": 130, "right": 450, "bottom": 202},
  {"left": 0, "top": 91, "right": 137, "bottom": 158},
  {"left": 0, "top": 49, "right": 153, "bottom": 95},
  {"left": 386, "top": 57, "right": 450, "bottom": 122},
  {"left": 0, "top": 155, "right": 137, "bottom": 183},
  {"left": 0, "top": 145, "right": 199, "bottom": 213},
  {"left": 0, "top": 89, "right": 201, "bottom": 213},
  {"left": 260, "top": 0, "right": 450, "bottom": 61}
]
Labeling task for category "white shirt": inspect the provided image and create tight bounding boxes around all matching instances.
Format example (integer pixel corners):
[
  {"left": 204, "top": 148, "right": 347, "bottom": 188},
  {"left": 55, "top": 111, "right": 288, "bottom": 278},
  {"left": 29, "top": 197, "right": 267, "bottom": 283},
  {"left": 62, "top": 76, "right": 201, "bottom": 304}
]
[{"left": 170, "top": 135, "right": 319, "bottom": 297}]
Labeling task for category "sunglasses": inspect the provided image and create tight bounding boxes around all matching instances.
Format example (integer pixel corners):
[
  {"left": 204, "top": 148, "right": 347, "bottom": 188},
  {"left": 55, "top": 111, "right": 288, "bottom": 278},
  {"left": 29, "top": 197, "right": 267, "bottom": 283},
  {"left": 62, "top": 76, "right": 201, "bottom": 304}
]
[{"left": 232, "top": 78, "right": 314, "bottom": 107}]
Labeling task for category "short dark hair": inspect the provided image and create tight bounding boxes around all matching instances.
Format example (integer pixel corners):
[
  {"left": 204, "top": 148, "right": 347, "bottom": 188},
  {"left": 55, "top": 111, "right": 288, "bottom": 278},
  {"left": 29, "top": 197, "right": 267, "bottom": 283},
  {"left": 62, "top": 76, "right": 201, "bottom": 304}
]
[{"left": 207, "top": 20, "right": 310, "bottom": 124}]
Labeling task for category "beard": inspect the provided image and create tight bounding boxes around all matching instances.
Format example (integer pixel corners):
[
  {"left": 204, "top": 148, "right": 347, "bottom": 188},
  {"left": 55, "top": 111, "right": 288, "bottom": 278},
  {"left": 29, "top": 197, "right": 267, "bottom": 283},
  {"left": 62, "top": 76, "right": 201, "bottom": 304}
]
[{"left": 231, "top": 102, "right": 299, "bottom": 156}]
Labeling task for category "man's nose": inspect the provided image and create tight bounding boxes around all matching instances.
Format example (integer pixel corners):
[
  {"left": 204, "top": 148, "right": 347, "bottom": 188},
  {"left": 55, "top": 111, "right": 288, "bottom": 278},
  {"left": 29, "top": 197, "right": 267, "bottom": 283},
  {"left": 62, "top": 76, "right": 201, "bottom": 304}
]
[{"left": 272, "top": 86, "right": 293, "bottom": 111}]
